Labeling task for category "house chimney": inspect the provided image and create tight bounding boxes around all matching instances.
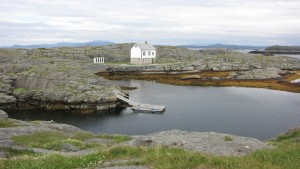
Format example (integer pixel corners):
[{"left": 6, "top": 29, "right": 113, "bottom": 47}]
[{"left": 145, "top": 41, "right": 147, "bottom": 44}]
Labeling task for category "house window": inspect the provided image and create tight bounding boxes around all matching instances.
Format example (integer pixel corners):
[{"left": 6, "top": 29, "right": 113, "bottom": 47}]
[
  {"left": 152, "top": 52, "right": 154, "bottom": 56},
  {"left": 143, "top": 51, "right": 146, "bottom": 56},
  {"left": 148, "top": 51, "right": 151, "bottom": 55}
]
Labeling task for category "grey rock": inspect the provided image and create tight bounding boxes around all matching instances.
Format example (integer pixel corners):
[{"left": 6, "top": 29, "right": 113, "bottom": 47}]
[
  {"left": 0, "top": 93, "right": 16, "bottom": 104},
  {"left": 38, "top": 121, "right": 82, "bottom": 133},
  {"left": 0, "top": 140, "right": 14, "bottom": 148},
  {"left": 291, "top": 78, "right": 300, "bottom": 83},
  {"left": 61, "top": 143, "right": 80, "bottom": 152},
  {"left": 236, "top": 68, "right": 284, "bottom": 80},
  {"left": 32, "top": 148, "right": 56, "bottom": 154},
  {"left": 0, "top": 76, "right": 15, "bottom": 94},
  {"left": 0, "top": 110, "right": 8, "bottom": 120},
  {"left": 8, "top": 61, "right": 120, "bottom": 111},
  {"left": 84, "top": 138, "right": 115, "bottom": 144},
  {"left": 126, "top": 130, "right": 270, "bottom": 156},
  {"left": 0, "top": 151, "right": 8, "bottom": 158}
]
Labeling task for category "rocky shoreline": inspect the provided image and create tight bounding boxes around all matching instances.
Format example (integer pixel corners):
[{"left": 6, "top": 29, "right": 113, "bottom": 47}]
[
  {"left": 1, "top": 44, "right": 300, "bottom": 113},
  {"left": 0, "top": 110, "right": 270, "bottom": 158}
]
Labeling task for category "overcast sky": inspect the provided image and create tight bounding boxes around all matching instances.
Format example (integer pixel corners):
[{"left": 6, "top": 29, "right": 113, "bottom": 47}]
[{"left": 1, "top": 0, "right": 300, "bottom": 46}]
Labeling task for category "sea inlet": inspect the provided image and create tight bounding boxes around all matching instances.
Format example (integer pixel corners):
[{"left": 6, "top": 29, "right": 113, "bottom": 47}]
[{"left": 9, "top": 79, "right": 300, "bottom": 140}]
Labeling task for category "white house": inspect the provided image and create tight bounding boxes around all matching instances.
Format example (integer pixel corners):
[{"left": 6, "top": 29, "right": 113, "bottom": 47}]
[{"left": 130, "top": 42, "right": 156, "bottom": 64}]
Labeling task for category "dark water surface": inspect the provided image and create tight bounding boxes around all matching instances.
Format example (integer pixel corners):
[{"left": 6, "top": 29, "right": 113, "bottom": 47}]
[{"left": 9, "top": 80, "right": 300, "bottom": 140}]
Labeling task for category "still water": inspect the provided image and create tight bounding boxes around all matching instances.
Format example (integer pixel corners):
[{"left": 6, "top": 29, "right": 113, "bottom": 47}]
[{"left": 9, "top": 80, "right": 300, "bottom": 140}]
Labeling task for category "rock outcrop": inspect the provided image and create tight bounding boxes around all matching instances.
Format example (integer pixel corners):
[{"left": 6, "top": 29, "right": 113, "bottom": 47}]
[
  {"left": 126, "top": 130, "right": 270, "bottom": 156},
  {"left": 0, "top": 110, "right": 8, "bottom": 120},
  {"left": 0, "top": 49, "right": 121, "bottom": 113},
  {"left": 236, "top": 67, "right": 285, "bottom": 80}
]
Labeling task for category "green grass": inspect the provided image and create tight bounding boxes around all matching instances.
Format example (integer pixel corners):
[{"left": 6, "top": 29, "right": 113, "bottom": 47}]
[
  {"left": 11, "top": 131, "right": 129, "bottom": 151},
  {"left": 97, "top": 134, "right": 132, "bottom": 143},
  {"left": 12, "top": 131, "right": 97, "bottom": 151},
  {"left": 101, "top": 128, "right": 300, "bottom": 169},
  {"left": 1, "top": 148, "right": 36, "bottom": 158},
  {"left": 0, "top": 152, "right": 104, "bottom": 169},
  {"left": 72, "top": 131, "right": 95, "bottom": 140},
  {"left": 12, "top": 131, "right": 67, "bottom": 151},
  {"left": 271, "top": 129, "right": 300, "bottom": 143},
  {"left": 3, "top": 129, "right": 299, "bottom": 169},
  {"left": 224, "top": 136, "right": 233, "bottom": 141},
  {"left": 13, "top": 87, "right": 29, "bottom": 94},
  {"left": 0, "top": 119, "right": 16, "bottom": 128}
]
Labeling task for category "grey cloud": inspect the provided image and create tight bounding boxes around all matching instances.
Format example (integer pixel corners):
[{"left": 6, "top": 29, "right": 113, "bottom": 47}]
[{"left": 0, "top": 0, "right": 299, "bottom": 46}]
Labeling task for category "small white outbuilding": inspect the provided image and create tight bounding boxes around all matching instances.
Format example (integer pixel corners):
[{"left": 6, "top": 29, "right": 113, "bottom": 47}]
[
  {"left": 130, "top": 42, "right": 156, "bottom": 64},
  {"left": 93, "top": 57, "right": 104, "bottom": 63}
]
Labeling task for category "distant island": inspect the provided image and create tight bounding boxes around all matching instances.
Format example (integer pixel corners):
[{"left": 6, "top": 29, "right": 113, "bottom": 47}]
[
  {"left": 179, "top": 43, "right": 266, "bottom": 50},
  {"left": 5, "top": 40, "right": 114, "bottom": 49},
  {"left": 249, "top": 45, "right": 300, "bottom": 55},
  {"left": 3, "top": 41, "right": 268, "bottom": 50}
]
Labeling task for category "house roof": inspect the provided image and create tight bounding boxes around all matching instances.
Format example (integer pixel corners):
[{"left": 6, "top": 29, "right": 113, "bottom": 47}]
[{"left": 135, "top": 43, "right": 156, "bottom": 50}]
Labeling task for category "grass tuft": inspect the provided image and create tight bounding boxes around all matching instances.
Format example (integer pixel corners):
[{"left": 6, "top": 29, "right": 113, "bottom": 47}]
[
  {"left": 1, "top": 152, "right": 104, "bottom": 169},
  {"left": 13, "top": 88, "right": 29, "bottom": 94},
  {"left": 97, "top": 134, "right": 132, "bottom": 143},
  {"left": 12, "top": 131, "right": 67, "bottom": 150},
  {"left": 224, "top": 136, "right": 233, "bottom": 141},
  {"left": 0, "top": 119, "right": 16, "bottom": 128},
  {"left": 73, "top": 131, "right": 95, "bottom": 141}
]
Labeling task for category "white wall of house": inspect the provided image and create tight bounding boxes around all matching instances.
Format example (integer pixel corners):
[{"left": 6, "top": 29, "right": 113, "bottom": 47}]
[
  {"left": 141, "top": 50, "right": 156, "bottom": 58},
  {"left": 130, "top": 45, "right": 142, "bottom": 58},
  {"left": 130, "top": 46, "right": 156, "bottom": 59}
]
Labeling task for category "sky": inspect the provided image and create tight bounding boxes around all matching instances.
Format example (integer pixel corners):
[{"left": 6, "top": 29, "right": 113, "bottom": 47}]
[{"left": 0, "top": 0, "right": 300, "bottom": 46}]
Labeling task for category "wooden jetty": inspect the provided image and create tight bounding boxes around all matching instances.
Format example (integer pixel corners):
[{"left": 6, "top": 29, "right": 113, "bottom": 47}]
[{"left": 114, "top": 90, "right": 166, "bottom": 112}]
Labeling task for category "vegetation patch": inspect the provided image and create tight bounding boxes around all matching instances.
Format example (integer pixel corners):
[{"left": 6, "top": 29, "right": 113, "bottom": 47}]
[
  {"left": 1, "top": 148, "right": 36, "bottom": 158},
  {"left": 98, "top": 70, "right": 300, "bottom": 93},
  {"left": 12, "top": 131, "right": 67, "bottom": 151},
  {"left": 11, "top": 131, "right": 128, "bottom": 151},
  {"left": 1, "top": 129, "right": 299, "bottom": 169},
  {"left": 0, "top": 151, "right": 104, "bottom": 169},
  {"left": 224, "top": 136, "right": 233, "bottom": 141},
  {"left": 0, "top": 119, "right": 17, "bottom": 128},
  {"left": 73, "top": 131, "right": 95, "bottom": 140},
  {"left": 11, "top": 131, "right": 101, "bottom": 151},
  {"left": 97, "top": 134, "right": 132, "bottom": 143},
  {"left": 102, "top": 129, "right": 300, "bottom": 169},
  {"left": 271, "top": 128, "right": 300, "bottom": 143},
  {"left": 13, "top": 88, "right": 29, "bottom": 94}
]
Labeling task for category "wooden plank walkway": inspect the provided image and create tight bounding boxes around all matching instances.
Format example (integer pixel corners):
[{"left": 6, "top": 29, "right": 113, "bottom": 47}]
[{"left": 114, "top": 90, "right": 165, "bottom": 112}]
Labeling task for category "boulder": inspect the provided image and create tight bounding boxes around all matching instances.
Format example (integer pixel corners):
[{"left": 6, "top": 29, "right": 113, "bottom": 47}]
[
  {"left": 0, "top": 110, "right": 8, "bottom": 120},
  {"left": 0, "top": 93, "right": 16, "bottom": 105},
  {"left": 126, "top": 130, "right": 270, "bottom": 156},
  {"left": 61, "top": 143, "right": 80, "bottom": 152}
]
